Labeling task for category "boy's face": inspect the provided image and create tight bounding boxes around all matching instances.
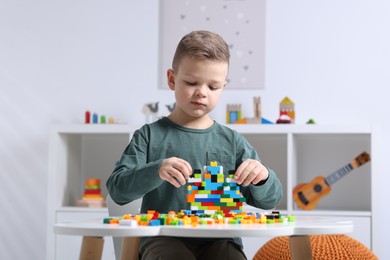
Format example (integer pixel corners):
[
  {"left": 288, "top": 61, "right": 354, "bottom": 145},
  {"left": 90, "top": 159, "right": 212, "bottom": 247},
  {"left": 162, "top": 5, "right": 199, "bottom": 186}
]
[{"left": 167, "top": 57, "right": 228, "bottom": 121}]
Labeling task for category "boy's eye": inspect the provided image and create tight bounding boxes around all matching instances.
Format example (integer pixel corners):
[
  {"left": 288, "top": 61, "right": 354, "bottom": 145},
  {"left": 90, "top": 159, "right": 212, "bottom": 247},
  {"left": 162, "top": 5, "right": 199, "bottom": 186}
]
[
  {"left": 209, "top": 86, "right": 220, "bottom": 91},
  {"left": 185, "top": 81, "right": 196, "bottom": 86}
]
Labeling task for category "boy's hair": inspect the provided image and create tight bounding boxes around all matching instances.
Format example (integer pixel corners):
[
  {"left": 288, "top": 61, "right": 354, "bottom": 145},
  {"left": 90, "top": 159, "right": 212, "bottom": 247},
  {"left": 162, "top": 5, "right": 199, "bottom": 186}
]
[{"left": 172, "top": 30, "right": 230, "bottom": 72}]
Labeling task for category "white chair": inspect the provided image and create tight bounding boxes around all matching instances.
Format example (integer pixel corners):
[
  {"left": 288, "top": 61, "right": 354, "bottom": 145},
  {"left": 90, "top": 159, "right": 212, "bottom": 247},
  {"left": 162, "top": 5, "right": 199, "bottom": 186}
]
[{"left": 106, "top": 194, "right": 143, "bottom": 260}]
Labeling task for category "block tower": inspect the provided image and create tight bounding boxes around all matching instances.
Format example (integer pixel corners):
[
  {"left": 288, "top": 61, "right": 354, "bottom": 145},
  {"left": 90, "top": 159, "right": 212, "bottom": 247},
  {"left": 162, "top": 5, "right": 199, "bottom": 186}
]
[
  {"left": 76, "top": 178, "right": 106, "bottom": 207},
  {"left": 187, "top": 161, "right": 246, "bottom": 214},
  {"left": 226, "top": 104, "right": 242, "bottom": 124},
  {"left": 279, "top": 97, "right": 295, "bottom": 123}
]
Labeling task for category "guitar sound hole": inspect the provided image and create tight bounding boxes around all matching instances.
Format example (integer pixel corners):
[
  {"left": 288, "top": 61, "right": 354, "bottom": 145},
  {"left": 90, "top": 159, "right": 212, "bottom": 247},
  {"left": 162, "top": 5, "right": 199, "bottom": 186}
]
[{"left": 314, "top": 184, "right": 322, "bottom": 192}]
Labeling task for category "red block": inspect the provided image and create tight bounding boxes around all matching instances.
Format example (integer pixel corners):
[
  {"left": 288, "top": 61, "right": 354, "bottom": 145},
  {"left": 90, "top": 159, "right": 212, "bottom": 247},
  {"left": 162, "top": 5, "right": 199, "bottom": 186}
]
[{"left": 84, "top": 189, "right": 101, "bottom": 195}]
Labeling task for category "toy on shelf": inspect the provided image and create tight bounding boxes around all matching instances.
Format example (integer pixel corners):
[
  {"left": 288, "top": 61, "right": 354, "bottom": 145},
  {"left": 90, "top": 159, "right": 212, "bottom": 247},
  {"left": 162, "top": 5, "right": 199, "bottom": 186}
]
[
  {"left": 142, "top": 101, "right": 177, "bottom": 123},
  {"left": 142, "top": 102, "right": 159, "bottom": 123},
  {"left": 166, "top": 102, "right": 176, "bottom": 113},
  {"left": 187, "top": 161, "right": 245, "bottom": 214},
  {"left": 226, "top": 104, "right": 242, "bottom": 124},
  {"left": 84, "top": 111, "right": 120, "bottom": 124},
  {"left": 76, "top": 178, "right": 107, "bottom": 208},
  {"left": 293, "top": 151, "right": 371, "bottom": 210},
  {"left": 226, "top": 97, "right": 273, "bottom": 124},
  {"left": 276, "top": 97, "right": 295, "bottom": 124}
]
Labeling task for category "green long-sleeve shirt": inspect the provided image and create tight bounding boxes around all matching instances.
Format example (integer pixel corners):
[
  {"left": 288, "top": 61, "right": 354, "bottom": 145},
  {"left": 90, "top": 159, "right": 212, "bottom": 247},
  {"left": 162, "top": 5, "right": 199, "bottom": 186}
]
[{"left": 106, "top": 117, "right": 283, "bottom": 248}]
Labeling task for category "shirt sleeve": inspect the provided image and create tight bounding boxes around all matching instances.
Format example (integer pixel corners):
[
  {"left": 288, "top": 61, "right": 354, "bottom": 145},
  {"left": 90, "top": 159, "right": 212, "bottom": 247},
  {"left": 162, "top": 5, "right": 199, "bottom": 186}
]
[{"left": 106, "top": 127, "right": 165, "bottom": 205}]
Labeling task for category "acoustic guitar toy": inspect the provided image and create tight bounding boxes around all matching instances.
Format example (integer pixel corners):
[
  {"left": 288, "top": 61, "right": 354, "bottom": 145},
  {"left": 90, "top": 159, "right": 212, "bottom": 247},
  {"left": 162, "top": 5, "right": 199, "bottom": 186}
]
[{"left": 293, "top": 151, "right": 371, "bottom": 210}]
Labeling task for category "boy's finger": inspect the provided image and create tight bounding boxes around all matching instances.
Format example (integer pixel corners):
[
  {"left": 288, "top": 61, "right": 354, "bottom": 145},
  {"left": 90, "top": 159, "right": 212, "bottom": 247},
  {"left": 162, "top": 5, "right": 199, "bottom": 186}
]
[
  {"left": 235, "top": 160, "right": 249, "bottom": 178},
  {"left": 174, "top": 159, "right": 192, "bottom": 179},
  {"left": 172, "top": 168, "right": 187, "bottom": 185},
  {"left": 234, "top": 160, "right": 251, "bottom": 184}
]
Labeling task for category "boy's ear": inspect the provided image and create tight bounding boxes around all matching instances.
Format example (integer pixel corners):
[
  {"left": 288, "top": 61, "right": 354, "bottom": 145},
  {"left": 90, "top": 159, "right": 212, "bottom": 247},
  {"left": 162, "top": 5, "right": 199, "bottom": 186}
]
[{"left": 167, "top": 69, "right": 175, "bottom": 90}]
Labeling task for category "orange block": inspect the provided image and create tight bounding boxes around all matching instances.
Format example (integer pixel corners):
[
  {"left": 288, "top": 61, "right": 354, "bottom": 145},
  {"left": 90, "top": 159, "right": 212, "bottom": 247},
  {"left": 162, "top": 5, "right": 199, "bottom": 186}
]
[
  {"left": 85, "top": 179, "right": 100, "bottom": 186},
  {"left": 187, "top": 194, "right": 195, "bottom": 202},
  {"left": 190, "top": 216, "right": 199, "bottom": 224},
  {"left": 109, "top": 219, "right": 119, "bottom": 224}
]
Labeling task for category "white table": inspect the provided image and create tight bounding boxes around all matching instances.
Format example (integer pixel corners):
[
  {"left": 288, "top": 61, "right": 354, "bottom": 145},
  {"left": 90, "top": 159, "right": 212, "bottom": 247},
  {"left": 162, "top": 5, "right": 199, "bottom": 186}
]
[{"left": 54, "top": 216, "right": 353, "bottom": 260}]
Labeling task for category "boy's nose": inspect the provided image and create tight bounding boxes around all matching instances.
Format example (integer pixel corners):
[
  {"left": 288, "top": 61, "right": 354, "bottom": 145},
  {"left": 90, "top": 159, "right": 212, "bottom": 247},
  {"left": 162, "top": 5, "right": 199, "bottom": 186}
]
[{"left": 195, "top": 86, "right": 207, "bottom": 97}]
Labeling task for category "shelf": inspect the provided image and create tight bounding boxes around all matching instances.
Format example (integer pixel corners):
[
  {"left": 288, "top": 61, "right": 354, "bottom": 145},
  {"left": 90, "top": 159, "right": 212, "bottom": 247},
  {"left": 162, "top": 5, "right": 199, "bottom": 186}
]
[
  {"left": 226, "top": 124, "right": 372, "bottom": 134},
  {"left": 291, "top": 210, "right": 372, "bottom": 217},
  {"left": 293, "top": 133, "right": 371, "bottom": 212},
  {"left": 48, "top": 123, "right": 377, "bottom": 259},
  {"left": 53, "top": 124, "right": 138, "bottom": 134}
]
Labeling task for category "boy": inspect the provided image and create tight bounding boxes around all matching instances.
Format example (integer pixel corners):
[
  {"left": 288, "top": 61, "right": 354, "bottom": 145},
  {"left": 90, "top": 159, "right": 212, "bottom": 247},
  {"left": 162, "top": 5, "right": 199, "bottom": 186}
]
[{"left": 107, "top": 30, "right": 282, "bottom": 260}]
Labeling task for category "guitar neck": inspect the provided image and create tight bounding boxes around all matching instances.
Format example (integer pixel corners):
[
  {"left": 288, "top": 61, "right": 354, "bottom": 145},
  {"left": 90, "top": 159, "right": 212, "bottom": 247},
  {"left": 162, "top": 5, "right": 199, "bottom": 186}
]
[
  {"left": 324, "top": 151, "right": 371, "bottom": 186},
  {"left": 325, "top": 163, "right": 354, "bottom": 186}
]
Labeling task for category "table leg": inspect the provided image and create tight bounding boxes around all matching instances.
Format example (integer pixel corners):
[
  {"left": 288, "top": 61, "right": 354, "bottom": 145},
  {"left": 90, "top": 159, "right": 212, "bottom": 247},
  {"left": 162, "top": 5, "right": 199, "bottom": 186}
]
[
  {"left": 289, "top": 235, "right": 312, "bottom": 260},
  {"left": 120, "top": 237, "right": 141, "bottom": 260},
  {"left": 79, "top": 236, "right": 104, "bottom": 260}
]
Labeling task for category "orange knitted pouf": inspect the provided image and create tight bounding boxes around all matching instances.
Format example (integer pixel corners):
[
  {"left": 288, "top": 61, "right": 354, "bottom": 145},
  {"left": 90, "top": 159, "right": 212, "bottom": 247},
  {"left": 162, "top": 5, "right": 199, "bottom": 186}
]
[{"left": 253, "top": 235, "right": 378, "bottom": 260}]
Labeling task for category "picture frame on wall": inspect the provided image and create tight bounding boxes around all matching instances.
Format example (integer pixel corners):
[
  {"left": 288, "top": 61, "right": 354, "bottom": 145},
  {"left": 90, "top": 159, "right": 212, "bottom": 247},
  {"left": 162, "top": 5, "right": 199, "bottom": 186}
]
[{"left": 159, "top": 0, "right": 266, "bottom": 90}]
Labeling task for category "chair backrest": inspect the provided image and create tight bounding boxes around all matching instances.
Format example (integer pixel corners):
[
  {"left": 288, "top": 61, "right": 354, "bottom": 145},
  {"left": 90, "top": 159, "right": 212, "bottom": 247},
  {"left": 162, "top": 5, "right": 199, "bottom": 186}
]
[{"left": 106, "top": 194, "right": 142, "bottom": 260}]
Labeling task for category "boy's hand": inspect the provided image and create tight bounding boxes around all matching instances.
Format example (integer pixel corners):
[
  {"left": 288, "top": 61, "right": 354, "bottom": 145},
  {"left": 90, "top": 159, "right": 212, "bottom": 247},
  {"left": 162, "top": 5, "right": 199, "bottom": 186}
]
[
  {"left": 159, "top": 157, "right": 192, "bottom": 188},
  {"left": 234, "top": 159, "right": 269, "bottom": 186}
]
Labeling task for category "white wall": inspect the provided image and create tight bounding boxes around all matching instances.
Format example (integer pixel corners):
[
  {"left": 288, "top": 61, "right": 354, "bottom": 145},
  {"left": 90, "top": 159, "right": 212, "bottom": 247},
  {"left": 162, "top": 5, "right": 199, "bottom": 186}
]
[{"left": 1, "top": 0, "right": 389, "bottom": 259}]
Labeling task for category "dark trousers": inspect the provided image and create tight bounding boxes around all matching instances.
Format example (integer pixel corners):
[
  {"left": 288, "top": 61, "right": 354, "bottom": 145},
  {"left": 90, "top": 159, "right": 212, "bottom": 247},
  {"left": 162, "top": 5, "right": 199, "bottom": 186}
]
[{"left": 140, "top": 236, "right": 247, "bottom": 260}]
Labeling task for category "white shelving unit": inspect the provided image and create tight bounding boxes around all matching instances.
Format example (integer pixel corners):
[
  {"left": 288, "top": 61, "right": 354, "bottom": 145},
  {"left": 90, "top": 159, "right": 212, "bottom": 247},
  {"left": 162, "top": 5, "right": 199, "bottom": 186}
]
[
  {"left": 46, "top": 124, "right": 136, "bottom": 260},
  {"left": 46, "top": 124, "right": 378, "bottom": 259}
]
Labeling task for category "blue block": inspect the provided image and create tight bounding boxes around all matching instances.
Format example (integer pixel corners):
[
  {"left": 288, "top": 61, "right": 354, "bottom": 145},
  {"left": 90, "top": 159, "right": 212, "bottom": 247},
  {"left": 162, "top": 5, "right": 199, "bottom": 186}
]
[
  {"left": 195, "top": 198, "right": 220, "bottom": 203},
  {"left": 149, "top": 219, "right": 161, "bottom": 226},
  {"left": 207, "top": 166, "right": 221, "bottom": 174}
]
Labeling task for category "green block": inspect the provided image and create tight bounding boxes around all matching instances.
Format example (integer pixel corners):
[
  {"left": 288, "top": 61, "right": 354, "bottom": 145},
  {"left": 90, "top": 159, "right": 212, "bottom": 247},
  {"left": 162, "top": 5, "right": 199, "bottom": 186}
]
[
  {"left": 200, "top": 219, "right": 207, "bottom": 225},
  {"left": 288, "top": 216, "right": 296, "bottom": 222},
  {"left": 85, "top": 185, "right": 100, "bottom": 189},
  {"left": 267, "top": 219, "right": 275, "bottom": 224},
  {"left": 170, "top": 219, "right": 178, "bottom": 225},
  {"left": 158, "top": 217, "right": 166, "bottom": 225},
  {"left": 103, "top": 218, "right": 112, "bottom": 224}
]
